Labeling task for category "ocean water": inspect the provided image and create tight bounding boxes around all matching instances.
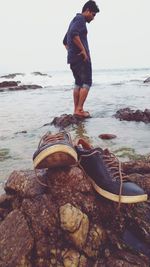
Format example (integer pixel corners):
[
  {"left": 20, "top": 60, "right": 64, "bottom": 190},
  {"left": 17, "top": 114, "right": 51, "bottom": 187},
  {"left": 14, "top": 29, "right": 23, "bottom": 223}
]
[{"left": 0, "top": 68, "right": 150, "bottom": 192}]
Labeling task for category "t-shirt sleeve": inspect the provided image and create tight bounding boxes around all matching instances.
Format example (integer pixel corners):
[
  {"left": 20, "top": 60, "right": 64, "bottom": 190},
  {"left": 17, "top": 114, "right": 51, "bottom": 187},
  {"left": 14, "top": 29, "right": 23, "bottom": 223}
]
[{"left": 70, "top": 18, "right": 85, "bottom": 39}]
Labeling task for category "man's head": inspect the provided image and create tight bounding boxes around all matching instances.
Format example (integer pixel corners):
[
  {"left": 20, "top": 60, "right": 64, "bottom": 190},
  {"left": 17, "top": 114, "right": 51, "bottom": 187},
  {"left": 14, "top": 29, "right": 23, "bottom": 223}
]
[{"left": 82, "top": 1, "right": 100, "bottom": 23}]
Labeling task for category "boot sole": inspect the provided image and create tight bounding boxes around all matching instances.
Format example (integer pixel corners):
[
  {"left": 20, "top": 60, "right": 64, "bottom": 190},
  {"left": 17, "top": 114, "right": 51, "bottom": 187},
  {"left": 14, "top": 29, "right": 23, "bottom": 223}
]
[
  {"left": 89, "top": 178, "right": 148, "bottom": 203},
  {"left": 33, "top": 144, "right": 77, "bottom": 169}
]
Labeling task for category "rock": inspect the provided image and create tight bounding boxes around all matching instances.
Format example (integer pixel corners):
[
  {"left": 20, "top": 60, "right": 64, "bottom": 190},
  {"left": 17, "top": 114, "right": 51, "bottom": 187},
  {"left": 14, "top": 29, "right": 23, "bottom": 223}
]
[
  {"left": 99, "top": 134, "right": 117, "bottom": 139},
  {"left": 31, "top": 71, "right": 48, "bottom": 76},
  {"left": 144, "top": 108, "right": 150, "bottom": 117},
  {"left": 8, "top": 84, "right": 43, "bottom": 91},
  {"left": 0, "top": 162, "right": 150, "bottom": 266},
  {"left": 83, "top": 224, "right": 106, "bottom": 257},
  {"left": 63, "top": 249, "right": 80, "bottom": 267},
  {"left": 14, "top": 130, "right": 27, "bottom": 134},
  {"left": 5, "top": 170, "right": 47, "bottom": 198},
  {"left": 122, "top": 160, "right": 150, "bottom": 174},
  {"left": 46, "top": 167, "right": 95, "bottom": 213},
  {"left": 0, "top": 193, "right": 14, "bottom": 220},
  {"left": 0, "top": 73, "right": 24, "bottom": 79},
  {"left": 114, "top": 108, "right": 150, "bottom": 123},
  {"left": 0, "top": 193, "right": 14, "bottom": 207},
  {"left": 51, "top": 114, "right": 88, "bottom": 128},
  {"left": 60, "top": 203, "right": 89, "bottom": 248},
  {"left": 0, "top": 83, "right": 42, "bottom": 92},
  {"left": 22, "top": 194, "right": 57, "bottom": 240},
  {"left": 0, "top": 81, "right": 18, "bottom": 88},
  {"left": 105, "top": 250, "right": 149, "bottom": 267},
  {"left": 0, "top": 209, "right": 33, "bottom": 267},
  {"left": 60, "top": 203, "right": 87, "bottom": 233},
  {"left": 62, "top": 249, "right": 88, "bottom": 267},
  {"left": 143, "top": 77, "right": 150, "bottom": 83}
]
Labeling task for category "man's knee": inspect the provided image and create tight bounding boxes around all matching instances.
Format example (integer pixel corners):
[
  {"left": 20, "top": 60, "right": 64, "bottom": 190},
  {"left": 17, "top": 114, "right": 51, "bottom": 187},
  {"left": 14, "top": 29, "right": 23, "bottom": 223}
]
[{"left": 82, "top": 83, "right": 90, "bottom": 90}]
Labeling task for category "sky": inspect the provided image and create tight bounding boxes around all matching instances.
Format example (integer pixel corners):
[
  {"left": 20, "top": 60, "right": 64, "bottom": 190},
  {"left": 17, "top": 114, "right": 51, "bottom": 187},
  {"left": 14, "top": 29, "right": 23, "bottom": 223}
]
[{"left": 0, "top": 0, "right": 150, "bottom": 73}]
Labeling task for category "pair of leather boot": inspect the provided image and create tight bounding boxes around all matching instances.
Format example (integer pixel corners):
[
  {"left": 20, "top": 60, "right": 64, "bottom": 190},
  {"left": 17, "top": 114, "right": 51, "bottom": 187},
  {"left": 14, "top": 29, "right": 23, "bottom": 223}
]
[{"left": 33, "top": 131, "right": 147, "bottom": 204}]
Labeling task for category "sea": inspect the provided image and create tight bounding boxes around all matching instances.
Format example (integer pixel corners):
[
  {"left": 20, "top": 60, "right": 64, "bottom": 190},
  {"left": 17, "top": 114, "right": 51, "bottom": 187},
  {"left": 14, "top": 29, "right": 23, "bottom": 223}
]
[{"left": 0, "top": 68, "right": 150, "bottom": 193}]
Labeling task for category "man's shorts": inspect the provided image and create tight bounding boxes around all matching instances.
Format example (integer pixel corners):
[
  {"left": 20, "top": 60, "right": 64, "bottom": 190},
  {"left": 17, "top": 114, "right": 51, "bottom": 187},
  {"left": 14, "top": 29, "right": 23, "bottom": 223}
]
[{"left": 70, "top": 60, "right": 92, "bottom": 90}]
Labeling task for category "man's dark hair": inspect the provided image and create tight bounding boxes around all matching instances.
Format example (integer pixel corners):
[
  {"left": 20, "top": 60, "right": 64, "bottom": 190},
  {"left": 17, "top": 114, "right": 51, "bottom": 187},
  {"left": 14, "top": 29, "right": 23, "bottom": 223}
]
[{"left": 82, "top": 0, "right": 100, "bottom": 13}]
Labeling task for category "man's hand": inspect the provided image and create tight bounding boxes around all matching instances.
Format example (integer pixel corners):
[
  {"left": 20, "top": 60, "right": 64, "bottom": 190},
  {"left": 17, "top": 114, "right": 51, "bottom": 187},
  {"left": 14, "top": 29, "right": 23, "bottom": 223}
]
[
  {"left": 73, "top": 35, "right": 88, "bottom": 61},
  {"left": 78, "top": 49, "right": 88, "bottom": 61}
]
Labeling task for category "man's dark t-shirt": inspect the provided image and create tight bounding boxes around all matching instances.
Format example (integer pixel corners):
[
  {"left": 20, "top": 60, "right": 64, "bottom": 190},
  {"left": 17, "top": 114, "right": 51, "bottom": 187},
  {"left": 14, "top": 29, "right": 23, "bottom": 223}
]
[{"left": 63, "top": 13, "right": 91, "bottom": 64}]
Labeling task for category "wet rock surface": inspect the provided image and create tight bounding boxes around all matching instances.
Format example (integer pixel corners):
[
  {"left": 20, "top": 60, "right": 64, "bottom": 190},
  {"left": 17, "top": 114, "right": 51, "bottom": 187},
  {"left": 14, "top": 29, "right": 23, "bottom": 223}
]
[
  {"left": 0, "top": 161, "right": 150, "bottom": 266},
  {"left": 114, "top": 108, "right": 150, "bottom": 123},
  {"left": 51, "top": 114, "right": 90, "bottom": 128}
]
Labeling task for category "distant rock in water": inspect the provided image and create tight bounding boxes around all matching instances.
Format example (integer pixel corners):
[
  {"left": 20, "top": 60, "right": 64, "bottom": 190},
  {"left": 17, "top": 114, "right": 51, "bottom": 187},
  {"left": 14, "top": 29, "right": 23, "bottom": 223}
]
[
  {"left": 14, "top": 130, "right": 27, "bottom": 135},
  {"left": 114, "top": 108, "right": 150, "bottom": 123},
  {"left": 0, "top": 81, "right": 18, "bottom": 88},
  {"left": 10, "top": 84, "right": 42, "bottom": 90},
  {"left": 31, "top": 71, "right": 49, "bottom": 76},
  {"left": 144, "top": 77, "right": 150, "bottom": 83},
  {"left": 0, "top": 83, "right": 42, "bottom": 92},
  {"left": 0, "top": 73, "right": 25, "bottom": 79}
]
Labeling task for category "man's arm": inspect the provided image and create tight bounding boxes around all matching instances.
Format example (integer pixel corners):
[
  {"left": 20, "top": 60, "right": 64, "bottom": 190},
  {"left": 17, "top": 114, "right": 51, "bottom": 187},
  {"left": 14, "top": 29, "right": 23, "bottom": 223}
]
[
  {"left": 73, "top": 35, "right": 88, "bottom": 61},
  {"left": 70, "top": 18, "right": 88, "bottom": 61}
]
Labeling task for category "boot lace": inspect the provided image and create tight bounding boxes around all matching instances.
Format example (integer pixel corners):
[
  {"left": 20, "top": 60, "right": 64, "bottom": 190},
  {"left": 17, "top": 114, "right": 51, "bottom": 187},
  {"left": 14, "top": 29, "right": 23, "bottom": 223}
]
[
  {"left": 102, "top": 149, "right": 129, "bottom": 207},
  {"left": 77, "top": 143, "right": 129, "bottom": 208},
  {"left": 38, "top": 131, "right": 72, "bottom": 148},
  {"left": 103, "top": 149, "right": 129, "bottom": 182}
]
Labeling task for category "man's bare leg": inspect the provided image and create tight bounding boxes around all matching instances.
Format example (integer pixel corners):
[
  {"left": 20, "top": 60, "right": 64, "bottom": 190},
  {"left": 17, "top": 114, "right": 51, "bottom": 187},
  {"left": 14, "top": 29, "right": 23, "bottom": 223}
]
[
  {"left": 73, "top": 87, "right": 80, "bottom": 114},
  {"left": 74, "top": 87, "right": 89, "bottom": 116}
]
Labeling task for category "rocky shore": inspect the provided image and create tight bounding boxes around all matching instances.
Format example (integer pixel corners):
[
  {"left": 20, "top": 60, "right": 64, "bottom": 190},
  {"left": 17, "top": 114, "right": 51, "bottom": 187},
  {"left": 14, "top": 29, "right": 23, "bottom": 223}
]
[{"left": 0, "top": 156, "right": 150, "bottom": 266}]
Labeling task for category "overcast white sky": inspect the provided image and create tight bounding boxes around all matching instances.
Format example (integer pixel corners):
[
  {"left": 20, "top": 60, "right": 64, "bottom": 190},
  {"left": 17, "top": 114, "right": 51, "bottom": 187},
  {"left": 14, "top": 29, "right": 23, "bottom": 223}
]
[{"left": 0, "top": 0, "right": 150, "bottom": 72}]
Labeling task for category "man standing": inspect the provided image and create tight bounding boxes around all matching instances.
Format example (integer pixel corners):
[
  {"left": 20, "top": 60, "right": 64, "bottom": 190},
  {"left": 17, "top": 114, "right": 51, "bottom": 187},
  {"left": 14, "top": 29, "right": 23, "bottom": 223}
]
[{"left": 63, "top": 1, "right": 99, "bottom": 118}]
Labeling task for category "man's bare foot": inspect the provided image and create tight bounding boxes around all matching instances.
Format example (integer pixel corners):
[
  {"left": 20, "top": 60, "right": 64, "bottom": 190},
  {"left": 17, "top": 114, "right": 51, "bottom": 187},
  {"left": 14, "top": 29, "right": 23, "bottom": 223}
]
[{"left": 74, "top": 110, "right": 91, "bottom": 118}]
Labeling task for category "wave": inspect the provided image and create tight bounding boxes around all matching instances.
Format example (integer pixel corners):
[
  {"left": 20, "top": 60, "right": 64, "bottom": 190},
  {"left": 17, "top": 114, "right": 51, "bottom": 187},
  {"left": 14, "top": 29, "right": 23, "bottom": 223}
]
[{"left": 0, "top": 68, "right": 150, "bottom": 89}]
